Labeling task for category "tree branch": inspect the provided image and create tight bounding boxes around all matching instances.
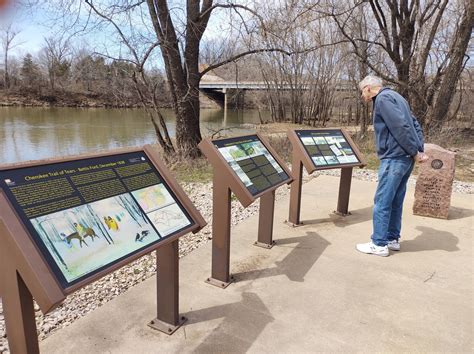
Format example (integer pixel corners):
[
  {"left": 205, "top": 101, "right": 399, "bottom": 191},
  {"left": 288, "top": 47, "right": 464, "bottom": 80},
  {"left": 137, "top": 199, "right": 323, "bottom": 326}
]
[{"left": 199, "top": 40, "right": 348, "bottom": 78}]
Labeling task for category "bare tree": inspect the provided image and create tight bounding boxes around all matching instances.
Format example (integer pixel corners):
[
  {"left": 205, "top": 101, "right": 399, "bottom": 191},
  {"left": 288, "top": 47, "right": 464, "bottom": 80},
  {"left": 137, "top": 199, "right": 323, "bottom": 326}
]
[
  {"left": 328, "top": 0, "right": 473, "bottom": 134},
  {"left": 248, "top": 1, "right": 345, "bottom": 126},
  {"left": 43, "top": 0, "right": 319, "bottom": 158},
  {"left": 1, "top": 24, "right": 22, "bottom": 89},
  {"left": 40, "top": 35, "right": 71, "bottom": 91},
  {"left": 427, "top": 0, "right": 474, "bottom": 131}
]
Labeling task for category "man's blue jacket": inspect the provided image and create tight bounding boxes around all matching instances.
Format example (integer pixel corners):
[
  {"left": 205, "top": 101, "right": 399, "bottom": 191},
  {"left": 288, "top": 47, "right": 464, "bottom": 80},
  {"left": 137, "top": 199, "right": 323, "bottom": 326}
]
[{"left": 373, "top": 88, "right": 424, "bottom": 159}]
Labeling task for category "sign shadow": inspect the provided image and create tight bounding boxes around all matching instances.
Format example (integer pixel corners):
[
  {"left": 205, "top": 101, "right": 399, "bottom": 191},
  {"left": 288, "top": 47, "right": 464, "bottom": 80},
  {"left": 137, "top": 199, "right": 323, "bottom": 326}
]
[
  {"left": 234, "top": 232, "right": 330, "bottom": 283},
  {"left": 185, "top": 292, "right": 274, "bottom": 353},
  {"left": 399, "top": 226, "right": 460, "bottom": 253},
  {"left": 301, "top": 205, "right": 373, "bottom": 228}
]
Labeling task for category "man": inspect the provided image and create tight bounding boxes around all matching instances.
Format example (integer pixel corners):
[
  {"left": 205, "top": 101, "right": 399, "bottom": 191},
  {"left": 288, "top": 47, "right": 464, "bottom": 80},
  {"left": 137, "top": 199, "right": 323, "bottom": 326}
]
[{"left": 356, "top": 75, "right": 428, "bottom": 257}]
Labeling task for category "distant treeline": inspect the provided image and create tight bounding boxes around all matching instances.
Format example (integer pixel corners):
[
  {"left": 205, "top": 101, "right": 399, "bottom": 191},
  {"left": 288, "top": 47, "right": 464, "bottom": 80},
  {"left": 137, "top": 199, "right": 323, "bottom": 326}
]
[{"left": 0, "top": 51, "right": 169, "bottom": 108}]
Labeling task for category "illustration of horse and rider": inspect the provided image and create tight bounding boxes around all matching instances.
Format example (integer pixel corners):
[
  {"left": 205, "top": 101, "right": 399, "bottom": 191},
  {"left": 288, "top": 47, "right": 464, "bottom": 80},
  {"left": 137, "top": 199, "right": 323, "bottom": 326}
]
[{"left": 60, "top": 222, "right": 99, "bottom": 248}]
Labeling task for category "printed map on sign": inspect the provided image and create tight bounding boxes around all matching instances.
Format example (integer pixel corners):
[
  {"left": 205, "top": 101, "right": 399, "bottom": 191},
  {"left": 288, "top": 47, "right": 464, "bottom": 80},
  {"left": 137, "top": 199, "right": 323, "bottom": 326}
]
[
  {"left": 297, "top": 130, "right": 360, "bottom": 167},
  {"left": 214, "top": 135, "right": 289, "bottom": 196},
  {"left": 132, "top": 184, "right": 191, "bottom": 237}
]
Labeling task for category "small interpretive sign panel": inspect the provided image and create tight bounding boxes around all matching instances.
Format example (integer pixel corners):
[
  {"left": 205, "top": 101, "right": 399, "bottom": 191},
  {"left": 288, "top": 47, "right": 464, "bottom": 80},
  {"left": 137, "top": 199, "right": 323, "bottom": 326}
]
[
  {"left": 213, "top": 135, "right": 290, "bottom": 196},
  {"left": 295, "top": 129, "right": 362, "bottom": 168},
  {"left": 0, "top": 151, "right": 195, "bottom": 289}
]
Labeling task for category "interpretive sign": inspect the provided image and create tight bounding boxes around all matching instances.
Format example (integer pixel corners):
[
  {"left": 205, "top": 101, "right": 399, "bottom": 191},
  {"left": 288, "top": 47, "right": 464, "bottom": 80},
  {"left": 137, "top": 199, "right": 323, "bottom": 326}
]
[
  {"left": 213, "top": 135, "right": 290, "bottom": 196},
  {"left": 288, "top": 129, "right": 366, "bottom": 225},
  {"left": 0, "top": 147, "right": 206, "bottom": 352},
  {"left": 296, "top": 129, "right": 361, "bottom": 168},
  {"left": 199, "top": 133, "right": 292, "bottom": 288},
  {"left": 0, "top": 151, "right": 193, "bottom": 289}
]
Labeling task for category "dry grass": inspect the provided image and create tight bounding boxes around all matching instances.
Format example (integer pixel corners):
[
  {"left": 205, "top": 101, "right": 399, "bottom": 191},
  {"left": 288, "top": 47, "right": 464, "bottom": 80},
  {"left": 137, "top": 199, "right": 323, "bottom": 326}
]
[
  {"left": 154, "top": 124, "right": 473, "bottom": 184},
  {"left": 352, "top": 131, "right": 474, "bottom": 182},
  {"left": 168, "top": 156, "right": 213, "bottom": 183}
]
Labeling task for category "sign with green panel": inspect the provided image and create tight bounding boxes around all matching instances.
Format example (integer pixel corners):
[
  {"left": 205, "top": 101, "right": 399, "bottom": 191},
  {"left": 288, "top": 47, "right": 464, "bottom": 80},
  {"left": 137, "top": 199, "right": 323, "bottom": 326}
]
[
  {"left": 213, "top": 135, "right": 290, "bottom": 196},
  {"left": 296, "top": 129, "right": 361, "bottom": 167}
]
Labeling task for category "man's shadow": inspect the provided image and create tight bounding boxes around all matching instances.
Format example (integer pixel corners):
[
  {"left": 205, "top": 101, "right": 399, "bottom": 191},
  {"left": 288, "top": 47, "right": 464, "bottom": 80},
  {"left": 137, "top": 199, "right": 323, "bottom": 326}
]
[
  {"left": 400, "top": 226, "right": 459, "bottom": 252},
  {"left": 234, "top": 231, "right": 330, "bottom": 283}
]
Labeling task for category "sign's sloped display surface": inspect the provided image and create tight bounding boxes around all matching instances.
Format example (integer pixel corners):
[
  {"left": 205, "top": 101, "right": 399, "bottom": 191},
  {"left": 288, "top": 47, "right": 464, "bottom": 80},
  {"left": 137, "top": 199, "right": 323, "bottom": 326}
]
[
  {"left": 213, "top": 135, "right": 289, "bottom": 196},
  {"left": 296, "top": 129, "right": 361, "bottom": 167},
  {"left": 0, "top": 152, "right": 194, "bottom": 288}
]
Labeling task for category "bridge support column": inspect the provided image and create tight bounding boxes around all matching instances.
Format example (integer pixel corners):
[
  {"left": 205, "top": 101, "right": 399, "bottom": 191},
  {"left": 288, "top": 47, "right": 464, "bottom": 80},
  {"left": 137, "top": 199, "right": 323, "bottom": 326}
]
[{"left": 223, "top": 88, "right": 228, "bottom": 112}]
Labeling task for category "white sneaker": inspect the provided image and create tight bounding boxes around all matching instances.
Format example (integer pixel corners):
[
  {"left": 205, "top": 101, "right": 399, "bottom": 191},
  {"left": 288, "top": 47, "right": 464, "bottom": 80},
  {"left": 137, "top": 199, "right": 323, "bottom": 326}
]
[
  {"left": 356, "top": 242, "right": 389, "bottom": 257},
  {"left": 387, "top": 240, "right": 400, "bottom": 251}
]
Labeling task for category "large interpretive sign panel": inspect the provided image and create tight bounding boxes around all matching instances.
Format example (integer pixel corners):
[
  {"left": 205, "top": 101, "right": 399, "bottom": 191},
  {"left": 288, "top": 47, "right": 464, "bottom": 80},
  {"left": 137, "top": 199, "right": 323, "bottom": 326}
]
[
  {"left": 0, "top": 151, "right": 194, "bottom": 288},
  {"left": 213, "top": 135, "right": 290, "bottom": 196},
  {"left": 296, "top": 129, "right": 361, "bottom": 168}
]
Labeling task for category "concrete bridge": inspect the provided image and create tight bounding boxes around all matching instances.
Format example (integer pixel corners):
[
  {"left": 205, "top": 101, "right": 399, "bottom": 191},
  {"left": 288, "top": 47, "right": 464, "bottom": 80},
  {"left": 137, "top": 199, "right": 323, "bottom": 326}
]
[
  {"left": 199, "top": 81, "right": 305, "bottom": 90},
  {"left": 199, "top": 79, "right": 352, "bottom": 108}
]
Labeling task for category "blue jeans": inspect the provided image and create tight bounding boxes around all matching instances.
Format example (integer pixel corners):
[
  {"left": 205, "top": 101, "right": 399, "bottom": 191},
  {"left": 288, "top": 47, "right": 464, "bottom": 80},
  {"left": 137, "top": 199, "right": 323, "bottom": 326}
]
[{"left": 372, "top": 157, "right": 414, "bottom": 246}]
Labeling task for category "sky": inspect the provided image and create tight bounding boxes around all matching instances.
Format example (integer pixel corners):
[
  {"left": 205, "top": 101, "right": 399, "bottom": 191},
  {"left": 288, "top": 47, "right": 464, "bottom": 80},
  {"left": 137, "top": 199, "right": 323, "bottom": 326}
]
[
  {"left": 2, "top": 1, "right": 471, "bottom": 68},
  {"left": 0, "top": 0, "right": 237, "bottom": 62},
  {"left": 0, "top": 1, "right": 52, "bottom": 55}
]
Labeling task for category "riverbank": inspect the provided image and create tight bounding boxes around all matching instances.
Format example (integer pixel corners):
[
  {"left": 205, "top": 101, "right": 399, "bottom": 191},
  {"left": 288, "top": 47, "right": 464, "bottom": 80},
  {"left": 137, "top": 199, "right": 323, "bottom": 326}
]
[
  {"left": 0, "top": 90, "right": 217, "bottom": 109},
  {"left": 0, "top": 90, "right": 147, "bottom": 108},
  {"left": 0, "top": 88, "right": 178, "bottom": 108}
]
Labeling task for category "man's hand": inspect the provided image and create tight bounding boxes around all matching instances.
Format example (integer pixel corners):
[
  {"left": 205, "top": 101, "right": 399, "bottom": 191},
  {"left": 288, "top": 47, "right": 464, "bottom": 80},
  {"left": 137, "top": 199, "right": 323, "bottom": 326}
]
[{"left": 415, "top": 152, "right": 429, "bottom": 163}]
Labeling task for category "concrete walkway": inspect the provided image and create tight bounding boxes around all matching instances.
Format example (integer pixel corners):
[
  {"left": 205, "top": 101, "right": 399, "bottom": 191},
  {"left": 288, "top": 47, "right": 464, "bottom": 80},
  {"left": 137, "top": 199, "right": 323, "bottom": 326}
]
[{"left": 41, "top": 175, "right": 473, "bottom": 353}]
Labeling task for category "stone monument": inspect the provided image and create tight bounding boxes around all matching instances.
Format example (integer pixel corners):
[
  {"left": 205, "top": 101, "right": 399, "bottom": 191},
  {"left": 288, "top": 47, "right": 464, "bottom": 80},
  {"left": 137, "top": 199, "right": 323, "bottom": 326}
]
[{"left": 413, "top": 144, "right": 455, "bottom": 219}]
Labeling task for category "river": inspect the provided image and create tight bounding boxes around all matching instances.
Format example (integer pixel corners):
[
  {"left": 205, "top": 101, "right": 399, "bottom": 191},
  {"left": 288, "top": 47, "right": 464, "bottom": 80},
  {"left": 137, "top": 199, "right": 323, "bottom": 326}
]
[{"left": 0, "top": 107, "right": 264, "bottom": 164}]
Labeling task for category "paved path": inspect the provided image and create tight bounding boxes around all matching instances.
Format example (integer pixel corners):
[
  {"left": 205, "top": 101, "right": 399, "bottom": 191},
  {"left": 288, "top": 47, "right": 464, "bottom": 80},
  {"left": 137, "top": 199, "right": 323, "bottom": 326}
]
[{"left": 41, "top": 175, "right": 473, "bottom": 353}]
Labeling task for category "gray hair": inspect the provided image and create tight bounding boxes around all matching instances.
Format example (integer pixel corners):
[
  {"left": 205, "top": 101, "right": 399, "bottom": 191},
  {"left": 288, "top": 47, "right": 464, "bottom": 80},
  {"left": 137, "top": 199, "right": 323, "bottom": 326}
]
[{"left": 359, "top": 75, "right": 383, "bottom": 90}]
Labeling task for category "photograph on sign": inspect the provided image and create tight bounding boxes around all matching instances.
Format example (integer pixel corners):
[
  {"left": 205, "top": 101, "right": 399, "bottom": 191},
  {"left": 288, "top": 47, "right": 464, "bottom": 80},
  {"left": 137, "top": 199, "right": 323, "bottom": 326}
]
[
  {"left": 296, "top": 130, "right": 360, "bottom": 167},
  {"left": 0, "top": 152, "right": 193, "bottom": 288},
  {"left": 213, "top": 135, "right": 289, "bottom": 195}
]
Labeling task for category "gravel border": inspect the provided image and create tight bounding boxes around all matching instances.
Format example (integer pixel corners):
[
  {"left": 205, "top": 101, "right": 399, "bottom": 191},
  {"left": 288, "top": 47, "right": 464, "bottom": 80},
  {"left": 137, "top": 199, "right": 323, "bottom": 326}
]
[{"left": 1, "top": 170, "right": 472, "bottom": 353}]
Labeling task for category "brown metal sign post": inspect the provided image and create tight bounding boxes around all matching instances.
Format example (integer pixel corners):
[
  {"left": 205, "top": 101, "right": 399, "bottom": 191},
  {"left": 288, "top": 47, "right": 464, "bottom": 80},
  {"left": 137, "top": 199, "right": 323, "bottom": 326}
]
[
  {"left": 149, "top": 239, "right": 185, "bottom": 334},
  {"left": 0, "top": 146, "right": 206, "bottom": 352},
  {"left": 287, "top": 129, "right": 366, "bottom": 226},
  {"left": 199, "top": 133, "right": 292, "bottom": 288},
  {"left": 0, "top": 200, "right": 66, "bottom": 354}
]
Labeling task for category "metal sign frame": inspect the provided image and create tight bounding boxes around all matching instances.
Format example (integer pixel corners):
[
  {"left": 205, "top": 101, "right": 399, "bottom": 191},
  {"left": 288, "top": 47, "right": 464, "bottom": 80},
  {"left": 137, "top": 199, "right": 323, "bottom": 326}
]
[
  {"left": 199, "top": 133, "right": 293, "bottom": 288},
  {"left": 287, "top": 128, "right": 366, "bottom": 225},
  {"left": 0, "top": 146, "right": 206, "bottom": 353}
]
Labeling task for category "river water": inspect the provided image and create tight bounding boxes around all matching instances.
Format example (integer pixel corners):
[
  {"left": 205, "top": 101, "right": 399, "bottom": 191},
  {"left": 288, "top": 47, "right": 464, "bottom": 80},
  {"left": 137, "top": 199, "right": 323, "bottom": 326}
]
[{"left": 0, "top": 107, "right": 264, "bottom": 164}]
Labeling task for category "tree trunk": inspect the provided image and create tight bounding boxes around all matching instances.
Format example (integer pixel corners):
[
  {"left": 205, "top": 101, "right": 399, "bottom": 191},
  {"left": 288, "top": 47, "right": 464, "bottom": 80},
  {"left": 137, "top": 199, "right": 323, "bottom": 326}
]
[
  {"left": 427, "top": 1, "right": 474, "bottom": 133},
  {"left": 175, "top": 92, "right": 202, "bottom": 158},
  {"left": 4, "top": 50, "right": 9, "bottom": 89}
]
